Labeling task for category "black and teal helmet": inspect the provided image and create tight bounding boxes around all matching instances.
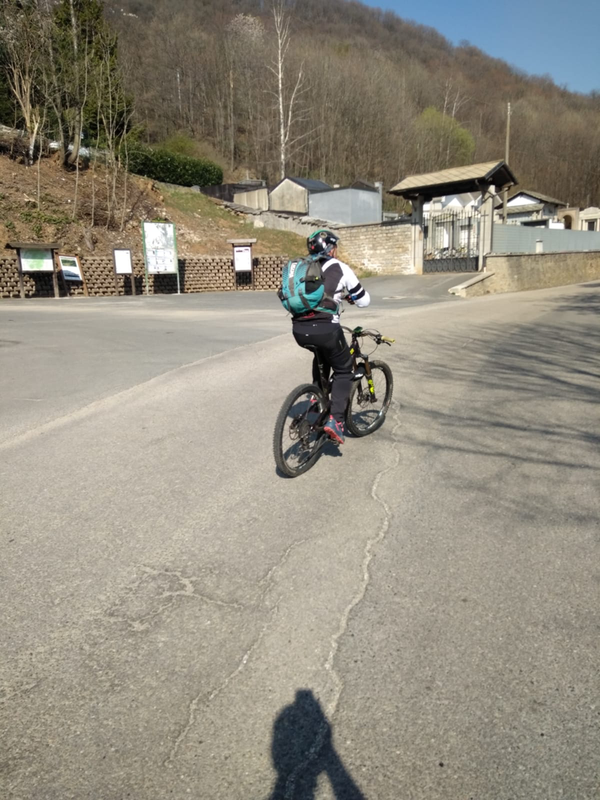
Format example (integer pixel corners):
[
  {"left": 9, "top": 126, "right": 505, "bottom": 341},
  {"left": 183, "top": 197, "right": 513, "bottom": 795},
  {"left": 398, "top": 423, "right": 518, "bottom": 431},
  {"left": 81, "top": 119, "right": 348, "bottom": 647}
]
[{"left": 307, "top": 229, "right": 339, "bottom": 258}]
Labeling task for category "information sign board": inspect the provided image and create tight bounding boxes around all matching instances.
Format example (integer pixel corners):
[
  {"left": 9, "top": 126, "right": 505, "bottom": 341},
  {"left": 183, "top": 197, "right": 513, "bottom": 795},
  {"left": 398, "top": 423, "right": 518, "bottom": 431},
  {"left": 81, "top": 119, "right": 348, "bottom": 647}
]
[
  {"left": 142, "top": 222, "right": 178, "bottom": 274},
  {"left": 58, "top": 254, "right": 83, "bottom": 281},
  {"left": 233, "top": 246, "right": 253, "bottom": 272},
  {"left": 20, "top": 249, "right": 54, "bottom": 272},
  {"left": 113, "top": 248, "right": 133, "bottom": 275}
]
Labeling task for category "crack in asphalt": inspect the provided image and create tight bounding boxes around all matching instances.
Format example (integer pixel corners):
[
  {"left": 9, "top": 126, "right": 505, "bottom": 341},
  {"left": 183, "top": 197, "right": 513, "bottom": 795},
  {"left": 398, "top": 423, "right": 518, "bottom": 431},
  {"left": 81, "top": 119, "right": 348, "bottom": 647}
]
[
  {"left": 158, "top": 402, "right": 402, "bottom": 776},
  {"left": 107, "top": 566, "right": 245, "bottom": 632},
  {"left": 255, "top": 535, "right": 317, "bottom": 594},
  {"left": 0, "top": 681, "right": 43, "bottom": 706},
  {"left": 280, "top": 404, "right": 402, "bottom": 799},
  {"left": 164, "top": 597, "right": 283, "bottom": 768},
  {"left": 163, "top": 536, "right": 319, "bottom": 766}
]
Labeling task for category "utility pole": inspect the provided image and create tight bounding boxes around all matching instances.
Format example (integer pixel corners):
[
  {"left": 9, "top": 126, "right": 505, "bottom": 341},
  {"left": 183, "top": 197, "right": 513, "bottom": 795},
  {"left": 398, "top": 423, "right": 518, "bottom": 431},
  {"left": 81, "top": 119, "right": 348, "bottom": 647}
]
[{"left": 502, "top": 102, "right": 511, "bottom": 223}]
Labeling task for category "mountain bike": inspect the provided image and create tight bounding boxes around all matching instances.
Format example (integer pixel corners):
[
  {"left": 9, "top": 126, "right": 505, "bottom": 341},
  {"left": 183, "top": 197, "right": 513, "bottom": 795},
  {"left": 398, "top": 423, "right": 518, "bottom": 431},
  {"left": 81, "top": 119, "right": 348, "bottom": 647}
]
[{"left": 273, "top": 326, "right": 394, "bottom": 477}]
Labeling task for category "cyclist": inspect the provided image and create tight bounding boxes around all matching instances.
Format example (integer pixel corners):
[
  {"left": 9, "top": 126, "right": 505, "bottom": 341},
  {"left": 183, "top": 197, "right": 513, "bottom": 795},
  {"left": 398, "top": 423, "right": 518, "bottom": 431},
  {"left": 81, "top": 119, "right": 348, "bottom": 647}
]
[{"left": 292, "top": 229, "right": 371, "bottom": 445}]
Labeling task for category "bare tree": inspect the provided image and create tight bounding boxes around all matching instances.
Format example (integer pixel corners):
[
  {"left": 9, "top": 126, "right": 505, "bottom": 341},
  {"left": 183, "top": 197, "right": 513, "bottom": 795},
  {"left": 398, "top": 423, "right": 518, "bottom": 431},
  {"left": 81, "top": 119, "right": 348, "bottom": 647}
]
[
  {"left": 269, "top": 0, "right": 308, "bottom": 179},
  {"left": 92, "top": 26, "right": 132, "bottom": 229},
  {"left": 0, "top": 0, "right": 43, "bottom": 164},
  {"left": 226, "top": 13, "right": 266, "bottom": 173},
  {"left": 41, "top": 0, "right": 600, "bottom": 205}
]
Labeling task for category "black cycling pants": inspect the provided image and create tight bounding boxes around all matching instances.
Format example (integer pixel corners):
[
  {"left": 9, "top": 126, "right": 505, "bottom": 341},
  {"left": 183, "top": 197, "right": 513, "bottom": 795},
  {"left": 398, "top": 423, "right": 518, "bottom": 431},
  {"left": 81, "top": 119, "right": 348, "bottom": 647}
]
[{"left": 293, "top": 320, "right": 353, "bottom": 423}]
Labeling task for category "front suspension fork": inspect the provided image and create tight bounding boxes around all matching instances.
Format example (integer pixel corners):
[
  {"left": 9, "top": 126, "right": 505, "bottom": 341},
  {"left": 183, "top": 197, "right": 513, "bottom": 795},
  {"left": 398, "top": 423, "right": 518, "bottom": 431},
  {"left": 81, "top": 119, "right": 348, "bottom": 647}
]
[{"left": 353, "top": 356, "right": 377, "bottom": 402}]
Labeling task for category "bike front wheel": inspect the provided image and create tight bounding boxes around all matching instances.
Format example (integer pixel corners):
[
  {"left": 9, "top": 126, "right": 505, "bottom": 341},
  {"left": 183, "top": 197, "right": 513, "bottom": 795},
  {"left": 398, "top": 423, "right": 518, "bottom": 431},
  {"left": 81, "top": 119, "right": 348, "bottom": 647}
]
[
  {"left": 345, "top": 360, "right": 393, "bottom": 437},
  {"left": 273, "top": 383, "right": 327, "bottom": 477}
]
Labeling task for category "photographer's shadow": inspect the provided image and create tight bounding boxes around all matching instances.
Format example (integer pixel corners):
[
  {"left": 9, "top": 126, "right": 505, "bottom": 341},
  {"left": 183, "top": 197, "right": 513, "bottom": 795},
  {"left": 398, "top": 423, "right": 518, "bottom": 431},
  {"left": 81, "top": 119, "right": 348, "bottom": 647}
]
[{"left": 269, "top": 690, "right": 365, "bottom": 800}]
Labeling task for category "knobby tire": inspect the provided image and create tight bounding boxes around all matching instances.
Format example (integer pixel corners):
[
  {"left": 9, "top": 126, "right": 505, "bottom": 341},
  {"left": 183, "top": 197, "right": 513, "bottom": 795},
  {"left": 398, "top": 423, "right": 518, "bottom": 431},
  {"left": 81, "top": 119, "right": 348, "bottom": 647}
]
[
  {"left": 345, "top": 360, "right": 393, "bottom": 437},
  {"left": 273, "top": 383, "right": 327, "bottom": 477}
]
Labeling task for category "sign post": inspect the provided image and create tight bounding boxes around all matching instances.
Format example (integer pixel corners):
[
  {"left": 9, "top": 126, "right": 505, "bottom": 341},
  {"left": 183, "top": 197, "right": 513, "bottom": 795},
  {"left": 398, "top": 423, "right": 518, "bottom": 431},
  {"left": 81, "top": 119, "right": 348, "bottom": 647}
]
[
  {"left": 227, "top": 238, "right": 257, "bottom": 289},
  {"left": 113, "top": 248, "right": 134, "bottom": 296},
  {"left": 6, "top": 242, "right": 60, "bottom": 299},
  {"left": 58, "top": 254, "right": 88, "bottom": 296},
  {"left": 142, "top": 222, "right": 179, "bottom": 295}
]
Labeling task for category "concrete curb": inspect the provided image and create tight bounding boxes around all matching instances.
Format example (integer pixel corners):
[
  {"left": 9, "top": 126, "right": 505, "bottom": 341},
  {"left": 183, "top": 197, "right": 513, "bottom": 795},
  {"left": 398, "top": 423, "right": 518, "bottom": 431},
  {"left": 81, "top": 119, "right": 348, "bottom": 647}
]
[{"left": 449, "top": 271, "right": 495, "bottom": 297}]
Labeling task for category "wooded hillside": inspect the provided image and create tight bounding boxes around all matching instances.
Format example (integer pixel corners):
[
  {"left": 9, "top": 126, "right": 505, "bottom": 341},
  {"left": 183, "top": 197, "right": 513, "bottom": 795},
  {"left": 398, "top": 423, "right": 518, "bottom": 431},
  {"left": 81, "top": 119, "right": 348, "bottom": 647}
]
[{"left": 3, "top": 0, "right": 600, "bottom": 208}]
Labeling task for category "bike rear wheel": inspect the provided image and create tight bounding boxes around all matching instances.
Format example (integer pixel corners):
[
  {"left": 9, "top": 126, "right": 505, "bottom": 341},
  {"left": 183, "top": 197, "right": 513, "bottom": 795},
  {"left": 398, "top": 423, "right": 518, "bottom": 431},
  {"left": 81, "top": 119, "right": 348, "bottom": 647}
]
[
  {"left": 273, "top": 383, "right": 327, "bottom": 477},
  {"left": 345, "top": 360, "right": 393, "bottom": 437}
]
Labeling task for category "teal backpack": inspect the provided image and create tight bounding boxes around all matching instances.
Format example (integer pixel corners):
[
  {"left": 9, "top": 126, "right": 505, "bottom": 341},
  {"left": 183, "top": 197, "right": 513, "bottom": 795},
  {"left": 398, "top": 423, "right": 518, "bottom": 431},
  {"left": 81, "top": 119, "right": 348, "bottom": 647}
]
[{"left": 278, "top": 256, "right": 335, "bottom": 317}]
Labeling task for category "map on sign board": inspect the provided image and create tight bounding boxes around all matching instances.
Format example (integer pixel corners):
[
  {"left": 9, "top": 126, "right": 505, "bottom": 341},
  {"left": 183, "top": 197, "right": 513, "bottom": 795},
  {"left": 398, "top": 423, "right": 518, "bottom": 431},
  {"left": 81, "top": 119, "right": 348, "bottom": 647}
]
[
  {"left": 142, "top": 222, "right": 177, "bottom": 274},
  {"left": 20, "top": 249, "right": 54, "bottom": 272},
  {"left": 58, "top": 254, "right": 83, "bottom": 281}
]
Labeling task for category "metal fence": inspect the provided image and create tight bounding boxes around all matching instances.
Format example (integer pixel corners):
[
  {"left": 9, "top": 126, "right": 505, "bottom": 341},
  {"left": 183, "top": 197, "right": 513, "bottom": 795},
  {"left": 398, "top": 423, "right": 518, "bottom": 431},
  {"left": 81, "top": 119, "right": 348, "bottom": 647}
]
[
  {"left": 492, "top": 224, "right": 600, "bottom": 254},
  {"left": 423, "top": 210, "right": 480, "bottom": 272}
]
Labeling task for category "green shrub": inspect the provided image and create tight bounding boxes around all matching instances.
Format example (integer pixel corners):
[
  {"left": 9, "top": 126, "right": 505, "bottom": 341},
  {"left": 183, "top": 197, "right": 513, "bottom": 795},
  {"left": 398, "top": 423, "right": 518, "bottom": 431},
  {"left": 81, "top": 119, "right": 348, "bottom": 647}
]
[{"left": 126, "top": 144, "right": 223, "bottom": 187}]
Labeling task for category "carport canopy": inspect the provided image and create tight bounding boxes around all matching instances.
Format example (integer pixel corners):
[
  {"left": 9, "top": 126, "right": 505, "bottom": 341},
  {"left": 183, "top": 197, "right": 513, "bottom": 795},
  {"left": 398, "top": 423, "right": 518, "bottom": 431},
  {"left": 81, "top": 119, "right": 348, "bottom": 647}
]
[{"left": 389, "top": 160, "right": 517, "bottom": 201}]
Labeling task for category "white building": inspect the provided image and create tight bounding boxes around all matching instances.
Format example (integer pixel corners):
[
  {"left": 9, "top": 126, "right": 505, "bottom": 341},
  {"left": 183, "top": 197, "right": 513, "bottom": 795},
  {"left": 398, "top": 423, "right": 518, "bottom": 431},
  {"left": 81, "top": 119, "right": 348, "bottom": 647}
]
[
  {"left": 269, "top": 177, "right": 331, "bottom": 215},
  {"left": 423, "top": 192, "right": 483, "bottom": 215},
  {"left": 494, "top": 190, "right": 567, "bottom": 227},
  {"left": 578, "top": 206, "right": 600, "bottom": 231}
]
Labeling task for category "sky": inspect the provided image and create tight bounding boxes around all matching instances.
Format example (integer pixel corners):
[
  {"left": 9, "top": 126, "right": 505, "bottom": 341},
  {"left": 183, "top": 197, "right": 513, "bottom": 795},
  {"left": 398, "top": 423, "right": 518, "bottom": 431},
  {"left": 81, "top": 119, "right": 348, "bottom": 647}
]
[{"left": 360, "top": 0, "right": 600, "bottom": 95}]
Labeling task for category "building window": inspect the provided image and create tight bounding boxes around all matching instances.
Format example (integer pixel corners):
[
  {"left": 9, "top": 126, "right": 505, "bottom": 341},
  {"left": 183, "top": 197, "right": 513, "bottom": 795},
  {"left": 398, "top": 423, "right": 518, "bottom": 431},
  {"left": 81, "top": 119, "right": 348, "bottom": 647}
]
[{"left": 587, "top": 220, "right": 596, "bottom": 231}]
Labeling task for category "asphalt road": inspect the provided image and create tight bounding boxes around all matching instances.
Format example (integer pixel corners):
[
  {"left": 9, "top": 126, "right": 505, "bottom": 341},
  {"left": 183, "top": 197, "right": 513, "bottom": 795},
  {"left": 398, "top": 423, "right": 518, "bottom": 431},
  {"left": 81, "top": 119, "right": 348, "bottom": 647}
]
[
  {"left": 0, "top": 273, "right": 467, "bottom": 444},
  {"left": 1, "top": 278, "right": 598, "bottom": 799}
]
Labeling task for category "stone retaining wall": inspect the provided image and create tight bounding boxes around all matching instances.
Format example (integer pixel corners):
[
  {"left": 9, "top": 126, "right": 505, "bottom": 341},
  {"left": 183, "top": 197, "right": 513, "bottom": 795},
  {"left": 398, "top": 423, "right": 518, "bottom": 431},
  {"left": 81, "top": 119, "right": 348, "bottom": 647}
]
[
  {"left": 338, "top": 221, "right": 413, "bottom": 274},
  {"left": 243, "top": 211, "right": 414, "bottom": 274},
  {"left": 474, "top": 251, "right": 600, "bottom": 296},
  {"left": 0, "top": 254, "right": 285, "bottom": 299}
]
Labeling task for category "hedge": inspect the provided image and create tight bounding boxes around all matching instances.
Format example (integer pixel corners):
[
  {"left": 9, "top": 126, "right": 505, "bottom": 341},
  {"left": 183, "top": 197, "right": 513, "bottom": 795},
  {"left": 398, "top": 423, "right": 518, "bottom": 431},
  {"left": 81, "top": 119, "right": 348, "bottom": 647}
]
[{"left": 126, "top": 144, "right": 223, "bottom": 187}]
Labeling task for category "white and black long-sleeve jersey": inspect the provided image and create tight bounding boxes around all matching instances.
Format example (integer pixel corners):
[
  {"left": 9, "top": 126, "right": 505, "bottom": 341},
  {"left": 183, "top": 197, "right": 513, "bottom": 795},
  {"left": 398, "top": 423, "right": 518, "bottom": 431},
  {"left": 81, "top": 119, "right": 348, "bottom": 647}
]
[{"left": 295, "top": 257, "right": 370, "bottom": 324}]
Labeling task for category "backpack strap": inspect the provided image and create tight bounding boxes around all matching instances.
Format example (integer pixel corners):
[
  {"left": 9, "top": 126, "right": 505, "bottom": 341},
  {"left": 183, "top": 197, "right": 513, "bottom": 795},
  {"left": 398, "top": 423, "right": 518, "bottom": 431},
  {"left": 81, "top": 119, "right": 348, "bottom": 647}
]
[{"left": 315, "top": 257, "right": 339, "bottom": 313}]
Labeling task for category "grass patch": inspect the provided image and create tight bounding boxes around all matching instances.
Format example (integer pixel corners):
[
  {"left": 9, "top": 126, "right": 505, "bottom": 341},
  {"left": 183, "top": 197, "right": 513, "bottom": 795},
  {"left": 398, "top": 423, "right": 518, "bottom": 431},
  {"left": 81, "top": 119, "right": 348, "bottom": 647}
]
[
  {"left": 162, "top": 186, "right": 306, "bottom": 257},
  {"left": 18, "top": 208, "right": 72, "bottom": 239},
  {"left": 248, "top": 224, "right": 306, "bottom": 257},
  {"left": 20, "top": 209, "right": 71, "bottom": 225},
  {"left": 163, "top": 187, "right": 232, "bottom": 221}
]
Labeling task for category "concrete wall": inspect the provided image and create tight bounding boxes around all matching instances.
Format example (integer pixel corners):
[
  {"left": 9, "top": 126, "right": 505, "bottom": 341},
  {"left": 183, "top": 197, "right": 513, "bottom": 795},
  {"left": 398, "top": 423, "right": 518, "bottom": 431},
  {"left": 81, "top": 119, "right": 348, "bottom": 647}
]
[
  {"left": 308, "top": 188, "right": 382, "bottom": 226},
  {"left": 467, "top": 251, "right": 600, "bottom": 296},
  {"left": 252, "top": 212, "right": 327, "bottom": 237},
  {"left": 338, "top": 221, "right": 413, "bottom": 274},
  {"left": 234, "top": 188, "right": 269, "bottom": 211},
  {"left": 0, "top": 253, "right": 286, "bottom": 299},
  {"left": 269, "top": 181, "right": 308, "bottom": 214}
]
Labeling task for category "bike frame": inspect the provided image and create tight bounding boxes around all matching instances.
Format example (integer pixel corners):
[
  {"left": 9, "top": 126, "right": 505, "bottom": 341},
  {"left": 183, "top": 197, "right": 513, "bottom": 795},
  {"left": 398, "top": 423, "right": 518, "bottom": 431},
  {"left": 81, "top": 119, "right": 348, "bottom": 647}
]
[
  {"left": 311, "top": 327, "right": 379, "bottom": 423},
  {"left": 275, "top": 325, "right": 394, "bottom": 474}
]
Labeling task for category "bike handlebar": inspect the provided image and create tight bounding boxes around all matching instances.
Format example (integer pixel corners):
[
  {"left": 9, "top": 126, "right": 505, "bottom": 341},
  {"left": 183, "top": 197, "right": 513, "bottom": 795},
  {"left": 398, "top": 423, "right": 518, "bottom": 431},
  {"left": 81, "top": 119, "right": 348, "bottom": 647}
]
[{"left": 341, "top": 326, "right": 395, "bottom": 346}]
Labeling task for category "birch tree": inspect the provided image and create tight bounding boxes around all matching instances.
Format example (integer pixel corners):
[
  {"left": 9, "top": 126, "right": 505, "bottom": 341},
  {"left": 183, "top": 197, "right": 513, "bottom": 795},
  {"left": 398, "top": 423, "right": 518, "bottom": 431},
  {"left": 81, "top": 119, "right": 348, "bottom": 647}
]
[{"left": 269, "top": 0, "right": 308, "bottom": 179}]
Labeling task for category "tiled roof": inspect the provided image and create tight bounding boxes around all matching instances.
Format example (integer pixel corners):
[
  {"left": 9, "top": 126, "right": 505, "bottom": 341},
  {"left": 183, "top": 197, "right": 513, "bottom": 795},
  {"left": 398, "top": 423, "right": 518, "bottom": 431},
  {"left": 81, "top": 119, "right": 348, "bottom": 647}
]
[
  {"left": 503, "top": 203, "right": 545, "bottom": 214},
  {"left": 507, "top": 189, "right": 566, "bottom": 206},
  {"left": 390, "top": 161, "right": 516, "bottom": 197},
  {"left": 288, "top": 177, "right": 331, "bottom": 191}
]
